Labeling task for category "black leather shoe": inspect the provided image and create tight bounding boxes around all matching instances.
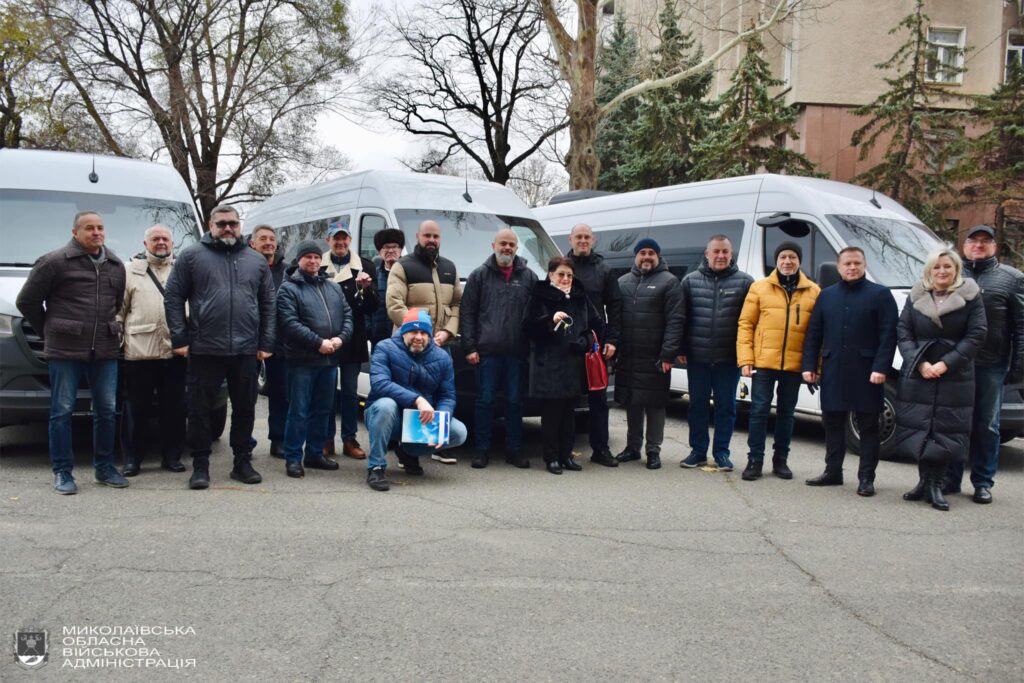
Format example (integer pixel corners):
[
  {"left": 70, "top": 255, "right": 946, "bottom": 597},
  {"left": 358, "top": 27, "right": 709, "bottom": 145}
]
[
  {"left": 161, "top": 459, "right": 187, "bottom": 473},
  {"left": 286, "top": 461, "right": 305, "bottom": 478},
  {"left": 929, "top": 481, "right": 949, "bottom": 511},
  {"left": 903, "top": 478, "right": 928, "bottom": 501},
  {"left": 304, "top": 456, "right": 340, "bottom": 470},
  {"left": 973, "top": 487, "right": 992, "bottom": 504},
  {"left": 589, "top": 450, "right": 618, "bottom": 467},
  {"left": 471, "top": 451, "right": 490, "bottom": 469},
  {"left": 645, "top": 454, "right": 661, "bottom": 470},
  {"left": 545, "top": 461, "right": 563, "bottom": 475},
  {"left": 270, "top": 441, "right": 285, "bottom": 459},
  {"left": 805, "top": 472, "right": 843, "bottom": 486},
  {"left": 560, "top": 456, "right": 582, "bottom": 471},
  {"left": 615, "top": 449, "right": 641, "bottom": 463},
  {"left": 771, "top": 456, "right": 793, "bottom": 480},
  {"left": 230, "top": 455, "right": 262, "bottom": 484},
  {"left": 123, "top": 460, "right": 141, "bottom": 477},
  {"left": 189, "top": 469, "right": 209, "bottom": 490},
  {"left": 741, "top": 460, "right": 763, "bottom": 481},
  {"left": 857, "top": 480, "right": 875, "bottom": 497},
  {"left": 505, "top": 452, "right": 530, "bottom": 469}
]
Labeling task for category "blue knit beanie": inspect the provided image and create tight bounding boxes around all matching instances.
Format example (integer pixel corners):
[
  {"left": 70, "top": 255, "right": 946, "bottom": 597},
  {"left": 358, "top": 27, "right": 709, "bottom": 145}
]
[
  {"left": 634, "top": 237, "right": 661, "bottom": 255},
  {"left": 399, "top": 308, "right": 433, "bottom": 336}
]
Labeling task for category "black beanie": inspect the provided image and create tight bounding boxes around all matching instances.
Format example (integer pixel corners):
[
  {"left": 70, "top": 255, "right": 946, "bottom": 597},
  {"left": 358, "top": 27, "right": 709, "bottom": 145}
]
[
  {"left": 294, "top": 239, "right": 322, "bottom": 261},
  {"left": 774, "top": 241, "right": 803, "bottom": 263}
]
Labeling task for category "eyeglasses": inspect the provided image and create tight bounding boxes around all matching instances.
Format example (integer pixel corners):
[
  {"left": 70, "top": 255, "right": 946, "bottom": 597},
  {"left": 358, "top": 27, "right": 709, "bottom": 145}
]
[
  {"left": 214, "top": 220, "right": 240, "bottom": 228},
  {"left": 380, "top": 245, "right": 401, "bottom": 251}
]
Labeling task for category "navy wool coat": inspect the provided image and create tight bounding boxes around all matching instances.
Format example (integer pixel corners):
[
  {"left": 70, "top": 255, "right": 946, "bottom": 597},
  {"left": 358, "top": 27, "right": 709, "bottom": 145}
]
[{"left": 801, "top": 277, "right": 898, "bottom": 413}]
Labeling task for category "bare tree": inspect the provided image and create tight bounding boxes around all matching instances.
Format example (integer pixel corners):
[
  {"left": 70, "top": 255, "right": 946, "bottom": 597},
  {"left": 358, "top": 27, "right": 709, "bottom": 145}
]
[
  {"left": 373, "top": 0, "right": 568, "bottom": 186},
  {"left": 507, "top": 156, "right": 568, "bottom": 207}
]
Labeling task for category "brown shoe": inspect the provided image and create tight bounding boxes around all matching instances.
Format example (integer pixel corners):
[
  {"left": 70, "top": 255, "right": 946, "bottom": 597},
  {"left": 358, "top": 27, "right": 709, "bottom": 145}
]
[
  {"left": 342, "top": 438, "right": 366, "bottom": 459},
  {"left": 323, "top": 441, "right": 336, "bottom": 457}
]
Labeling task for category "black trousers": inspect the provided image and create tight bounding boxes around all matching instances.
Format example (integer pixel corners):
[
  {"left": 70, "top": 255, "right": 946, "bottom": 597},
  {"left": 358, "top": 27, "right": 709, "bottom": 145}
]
[
  {"left": 823, "top": 411, "right": 880, "bottom": 481},
  {"left": 121, "top": 357, "right": 187, "bottom": 463},
  {"left": 186, "top": 354, "right": 258, "bottom": 458},
  {"left": 540, "top": 398, "right": 576, "bottom": 464}
]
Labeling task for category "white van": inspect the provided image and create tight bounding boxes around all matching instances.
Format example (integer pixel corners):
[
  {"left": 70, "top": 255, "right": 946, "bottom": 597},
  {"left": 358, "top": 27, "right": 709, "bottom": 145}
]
[
  {"left": 533, "top": 173, "right": 1024, "bottom": 455},
  {"left": 244, "top": 170, "right": 563, "bottom": 408},
  {"left": 0, "top": 149, "right": 228, "bottom": 433}
]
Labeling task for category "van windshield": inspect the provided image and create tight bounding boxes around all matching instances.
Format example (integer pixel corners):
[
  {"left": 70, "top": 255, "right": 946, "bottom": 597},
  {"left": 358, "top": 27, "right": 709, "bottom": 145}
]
[
  {"left": 826, "top": 214, "right": 942, "bottom": 288},
  {"left": 0, "top": 189, "right": 202, "bottom": 265},
  {"left": 394, "top": 209, "right": 561, "bottom": 278}
]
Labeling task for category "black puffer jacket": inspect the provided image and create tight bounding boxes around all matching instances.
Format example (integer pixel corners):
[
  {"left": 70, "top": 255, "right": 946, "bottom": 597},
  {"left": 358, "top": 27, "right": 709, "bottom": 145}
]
[
  {"left": 164, "top": 233, "right": 276, "bottom": 355},
  {"left": 614, "top": 261, "right": 684, "bottom": 407},
  {"left": 567, "top": 250, "right": 622, "bottom": 346},
  {"left": 680, "top": 260, "right": 754, "bottom": 365},
  {"left": 964, "top": 256, "right": 1024, "bottom": 381},
  {"left": 459, "top": 255, "right": 537, "bottom": 356},
  {"left": 523, "top": 280, "right": 591, "bottom": 399},
  {"left": 276, "top": 266, "right": 353, "bottom": 365},
  {"left": 893, "top": 279, "right": 987, "bottom": 466}
]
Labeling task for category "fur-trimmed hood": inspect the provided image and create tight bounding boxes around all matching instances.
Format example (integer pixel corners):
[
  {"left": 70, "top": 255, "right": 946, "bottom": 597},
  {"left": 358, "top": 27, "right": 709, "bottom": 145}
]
[{"left": 909, "top": 277, "right": 980, "bottom": 328}]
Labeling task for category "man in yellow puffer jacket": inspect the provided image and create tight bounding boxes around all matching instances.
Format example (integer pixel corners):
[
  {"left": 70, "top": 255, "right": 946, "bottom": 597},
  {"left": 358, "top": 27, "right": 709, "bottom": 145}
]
[{"left": 736, "top": 242, "right": 821, "bottom": 481}]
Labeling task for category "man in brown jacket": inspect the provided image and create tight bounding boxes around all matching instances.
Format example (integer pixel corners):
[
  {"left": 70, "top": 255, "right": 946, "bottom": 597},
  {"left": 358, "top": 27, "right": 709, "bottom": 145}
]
[
  {"left": 118, "top": 224, "right": 187, "bottom": 477},
  {"left": 16, "top": 211, "right": 128, "bottom": 494}
]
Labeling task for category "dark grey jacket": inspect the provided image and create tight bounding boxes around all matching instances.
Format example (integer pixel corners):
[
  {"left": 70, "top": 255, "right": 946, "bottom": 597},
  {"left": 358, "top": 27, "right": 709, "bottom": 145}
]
[
  {"left": 680, "top": 260, "right": 754, "bottom": 365},
  {"left": 459, "top": 255, "right": 538, "bottom": 357},
  {"left": 615, "top": 261, "right": 684, "bottom": 407},
  {"left": 16, "top": 239, "right": 126, "bottom": 361},
  {"left": 276, "top": 266, "right": 353, "bottom": 366},
  {"left": 963, "top": 256, "right": 1024, "bottom": 381},
  {"left": 164, "top": 233, "right": 276, "bottom": 355}
]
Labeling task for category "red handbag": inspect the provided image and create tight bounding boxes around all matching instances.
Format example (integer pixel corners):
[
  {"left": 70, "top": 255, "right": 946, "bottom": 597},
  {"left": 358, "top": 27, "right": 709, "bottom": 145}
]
[{"left": 584, "top": 331, "right": 608, "bottom": 391}]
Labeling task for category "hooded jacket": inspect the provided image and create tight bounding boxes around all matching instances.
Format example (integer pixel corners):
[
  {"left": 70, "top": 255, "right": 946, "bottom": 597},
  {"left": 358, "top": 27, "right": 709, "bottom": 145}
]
[
  {"left": 737, "top": 269, "right": 821, "bottom": 372},
  {"left": 276, "top": 265, "right": 354, "bottom": 365},
  {"left": 367, "top": 331, "right": 456, "bottom": 414}
]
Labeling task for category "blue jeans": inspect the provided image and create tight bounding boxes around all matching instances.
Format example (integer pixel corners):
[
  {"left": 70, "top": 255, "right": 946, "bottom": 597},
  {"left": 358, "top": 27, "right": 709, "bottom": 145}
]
[
  {"left": 327, "top": 362, "right": 362, "bottom": 443},
  {"left": 284, "top": 363, "right": 337, "bottom": 464},
  {"left": 364, "top": 397, "right": 467, "bottom": 470},
  {"left": 48, "top": 358, "right": 118, "bottom": 474},
  {"left": 746, "top": 369, "right": 802, "bottom": 462},
  {"left": 945, "top": 365, "right": 1007, "bottom": 490},
  {"left": 474, "top": 354, "right": 524, "bottom": 453},
  {"left": 686, "top": 361, "right": 741, "bottom": 462}
]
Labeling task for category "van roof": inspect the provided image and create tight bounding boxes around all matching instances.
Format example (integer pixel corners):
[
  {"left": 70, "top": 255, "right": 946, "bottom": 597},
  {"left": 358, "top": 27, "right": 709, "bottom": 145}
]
[
  {"left": 0, "top": 149, "right": 194, "bottom": 203},
  {"left": 533, "top": 174, "right": 920, "bottom": 233}
]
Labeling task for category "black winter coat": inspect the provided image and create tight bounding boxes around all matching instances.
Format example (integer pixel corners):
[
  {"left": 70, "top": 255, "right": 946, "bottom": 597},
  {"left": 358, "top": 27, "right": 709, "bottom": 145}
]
[
  {"left": 459, "top": 255, "right": 537, "bottom": 357},
  {"left": 323, "top": 254, "right": 378, "bottom": 364},
  {"left": 368, "top": 264, "right": 393, "bottom": 346},
  {"left": 964, "top": 256, "right": 1024, "bottom": 380},
  {"left": 523, "top": 280, "right": 591, "bottom": 399},
  {"left": 893, "top": 279, "right": 987, "bottom": 465},
  {"left": 16, "top": 239, "right": 126, "bottom": 361},
  {"left": 801, "top": 277, "right": 899, "bottom": 413},
  {"left": 164, "top": 233, "right": 276, "bottom": 355},
  {"left": 567, "top": 250, "right": 622, "bottom": 346},
  {"left": 276, "top": 267, "right": 354, "bottom": 366},
  {"left": 614, "top": 261, "right": 684, "bottom": 407},
  {"left": 680, "top": 260, "right": 754, "bottom": 365}
]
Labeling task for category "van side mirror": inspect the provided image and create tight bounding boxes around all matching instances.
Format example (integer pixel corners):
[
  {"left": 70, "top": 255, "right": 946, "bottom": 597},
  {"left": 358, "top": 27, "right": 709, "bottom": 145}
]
[{"left": 757, "top": 212, "right": 811, "bottom": 238}]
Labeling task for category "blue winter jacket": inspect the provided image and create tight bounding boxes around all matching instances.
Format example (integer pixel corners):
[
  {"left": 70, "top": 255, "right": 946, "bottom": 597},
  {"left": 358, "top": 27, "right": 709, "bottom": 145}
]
[
  {"left": 367, "top": 332, "right": 456, "bottom": 414},
  {"left": 276, "top": 266, "right": 353, "bottom": 365}
]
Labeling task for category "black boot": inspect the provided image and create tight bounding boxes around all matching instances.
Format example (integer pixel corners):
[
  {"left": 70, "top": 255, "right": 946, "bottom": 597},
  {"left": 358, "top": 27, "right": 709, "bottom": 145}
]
[
  {"left": 560, "top": 455, "right": 583, "bottom": 471},
  {"left": 189, "top": 456, "right": 210, "bottom": 490},
  {"left": 903, "top": 479, "right": 928, "bottom": 501},
  {"left": 741, "top": 460, "right": 763, "bottom": 481},
  {"left": 230, "top": 453, "right": 262, "bottom": 484},
  {"left": 928, "top": 479, "right": 949, "bottom": 511},
  {"left": 771, "top": 454, "right": 793, "bottom": 480}
]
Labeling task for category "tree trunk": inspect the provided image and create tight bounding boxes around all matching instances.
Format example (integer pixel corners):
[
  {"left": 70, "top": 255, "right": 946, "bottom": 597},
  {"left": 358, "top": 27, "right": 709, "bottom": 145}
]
[{"left": 567, "top": 95, "right": 600, "bottom": 190}]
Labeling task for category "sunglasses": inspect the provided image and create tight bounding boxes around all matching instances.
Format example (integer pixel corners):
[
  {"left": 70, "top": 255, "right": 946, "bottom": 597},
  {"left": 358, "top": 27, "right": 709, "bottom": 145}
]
[{"left": 214, "top": 220, "right": 240, "bottom": 228}]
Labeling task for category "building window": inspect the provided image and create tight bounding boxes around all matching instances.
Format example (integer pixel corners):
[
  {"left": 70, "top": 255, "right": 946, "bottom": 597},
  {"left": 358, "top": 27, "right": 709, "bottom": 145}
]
[
  {"left": 1007, "top": 31, "right": 1024, "bottom": 82},
  {"left": 926, "top": 27, "right": 965, "bottom": 84}
]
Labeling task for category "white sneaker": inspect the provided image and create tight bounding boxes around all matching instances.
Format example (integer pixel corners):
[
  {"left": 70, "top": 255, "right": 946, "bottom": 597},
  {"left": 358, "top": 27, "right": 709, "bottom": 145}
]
[{"left": 431, "top": 453, "right": 457, "bottom": 464}]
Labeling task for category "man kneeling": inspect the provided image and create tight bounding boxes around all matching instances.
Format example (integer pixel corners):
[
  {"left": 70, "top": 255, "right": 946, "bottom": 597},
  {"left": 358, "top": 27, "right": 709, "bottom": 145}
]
[{"left": 364, "top": 308, "right": 467, "bottom": 491}]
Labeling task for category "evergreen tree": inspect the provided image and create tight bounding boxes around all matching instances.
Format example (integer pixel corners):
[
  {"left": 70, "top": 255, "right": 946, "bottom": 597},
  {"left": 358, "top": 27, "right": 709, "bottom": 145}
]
[
  {"left": 849, "top": 0, "right": 963, "bottom": 239},
  {"left": 617, "top": 0, "right": 714, "bottom": 190},
  {"left": 595, "top": 10, "right": 641, "bottom": 192},
  {"left": 693, "top": 29, "right": 817, "bottom": 180}
]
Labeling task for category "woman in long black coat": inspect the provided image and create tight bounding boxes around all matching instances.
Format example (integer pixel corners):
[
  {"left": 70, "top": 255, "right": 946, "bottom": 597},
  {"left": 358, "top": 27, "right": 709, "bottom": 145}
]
[
  {"left": 894, "top": 248, "right": 986, "bottom": 511},
  {"left": 524, "top": 256, "right": 592, "bottom": 474}
]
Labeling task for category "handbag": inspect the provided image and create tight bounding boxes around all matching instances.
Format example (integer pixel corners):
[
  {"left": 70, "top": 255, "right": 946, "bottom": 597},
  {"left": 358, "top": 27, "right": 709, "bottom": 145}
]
[{"left": 584, "top": 331, "right": 608, "bottom": 391}]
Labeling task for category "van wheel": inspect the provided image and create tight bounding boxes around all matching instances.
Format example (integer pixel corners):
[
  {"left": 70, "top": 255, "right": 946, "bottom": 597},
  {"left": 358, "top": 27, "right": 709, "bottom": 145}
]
[
  {"left": 845, "top": 382, "right": 898, "bottom": 458},
  {"left": 210, "top": 405, "right": 228, "bottom": 440}
]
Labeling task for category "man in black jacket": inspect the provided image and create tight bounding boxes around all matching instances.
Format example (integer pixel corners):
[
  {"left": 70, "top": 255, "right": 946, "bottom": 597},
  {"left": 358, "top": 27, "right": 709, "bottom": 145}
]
[
  {"left": 249, "top": 225, "right": 288, "bottom": 457},
  {"left": 567, "top": 224, "right": 622, "bottom": 467},
  {"left": 368, "top": 228, "right": 406, "bottom": 349},
  {"left": 944, "top": 225, "right": 1024, "bottom": 504},
  {"left": 679, "top": 235, "right": 754, "bottom": 471},
  {"left": 614, "top": 239, "right": 684, "bottom": 470},
  {"left": 16, "top": 210, "right": 128, "bottom": 494},
  {"left": 165, "top": 205, "right": 277, "bottom": 490},
  {"left": 460, "top": 228, "right": 538, "bottom": 468}
]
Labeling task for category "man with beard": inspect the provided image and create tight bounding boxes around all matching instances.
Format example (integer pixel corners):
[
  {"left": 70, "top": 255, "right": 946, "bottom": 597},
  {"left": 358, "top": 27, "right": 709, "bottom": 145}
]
[
  {"left": 118, "top": 224, "right": 187, "bottom": 476},
  {"left": 363, "top": 309, "right": 468, "bottom": 491},
  {"left": 368, "top": 228, "right": 406, "bottom": 349},
  {"left": 459, "top": 228, "right": 538, "bottom": 468},
  {"left": 613, "top": 239, "right": 684, "bottom": 470},
  {"left": 249, "top": 225, "right": 288, "bottom": 457},
  {"left": 386, "top": 219, "right": 462, "bottom": 463},
  {"left": 165, "top": 205, "right": 277, "bottom": 489}
]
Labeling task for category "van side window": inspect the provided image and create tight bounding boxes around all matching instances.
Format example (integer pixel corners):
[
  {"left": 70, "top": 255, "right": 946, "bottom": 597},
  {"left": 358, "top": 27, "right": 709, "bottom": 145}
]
[
  {"left": 763, "top": 221, "right": 837, "bottom": 279},
  {"left": 360, "top": 214, "right": 388, "bottom": 261},
  {"left": 277, "top": 214, "right": 348, "bottom": 263}
]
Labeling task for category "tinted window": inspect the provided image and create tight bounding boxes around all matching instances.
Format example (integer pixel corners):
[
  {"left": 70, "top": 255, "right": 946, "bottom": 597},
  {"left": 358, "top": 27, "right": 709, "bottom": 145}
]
[
  {"left": 277, "top": 214, "right": 349, "bottom": 264},
  {"left": 0, "top": 189, "right": 201, "bottom": 265}
]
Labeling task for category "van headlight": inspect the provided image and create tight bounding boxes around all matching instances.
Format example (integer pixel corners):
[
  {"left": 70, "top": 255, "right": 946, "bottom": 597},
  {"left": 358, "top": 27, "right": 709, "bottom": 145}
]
[{"left": 0, "top": 314, "right": 16, "bottom": 337}]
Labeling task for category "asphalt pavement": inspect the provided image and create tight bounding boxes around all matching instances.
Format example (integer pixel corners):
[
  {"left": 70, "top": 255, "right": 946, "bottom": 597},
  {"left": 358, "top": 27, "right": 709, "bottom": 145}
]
[{"left": 2, "top": 398, "right": 1022, "bottom": 682}]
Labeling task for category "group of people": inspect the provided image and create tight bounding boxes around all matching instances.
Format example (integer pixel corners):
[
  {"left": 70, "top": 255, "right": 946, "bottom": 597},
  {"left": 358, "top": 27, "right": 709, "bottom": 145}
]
[{"left": 16, "top": 209, "right": 1022, "bottom": 510}]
